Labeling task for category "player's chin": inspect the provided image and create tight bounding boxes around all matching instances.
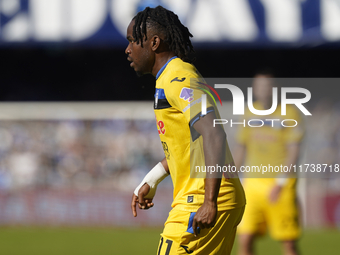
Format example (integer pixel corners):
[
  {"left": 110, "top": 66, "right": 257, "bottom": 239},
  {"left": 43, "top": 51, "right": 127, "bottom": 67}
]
[
  {"left": 133, "top": 65, "right": 146, "bottom": 77},
  {"left": 135, "top": 70, "right": 144, "bottom": 77}
]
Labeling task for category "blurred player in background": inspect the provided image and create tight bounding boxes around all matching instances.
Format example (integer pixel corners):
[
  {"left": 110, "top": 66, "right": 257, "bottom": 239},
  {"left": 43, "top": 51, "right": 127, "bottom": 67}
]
[
  {"left": 235, "top": 71, "right": 304, "bottom": 255},
  {"left": 125, "top": 6, "right": 246, "bottom": 255}
]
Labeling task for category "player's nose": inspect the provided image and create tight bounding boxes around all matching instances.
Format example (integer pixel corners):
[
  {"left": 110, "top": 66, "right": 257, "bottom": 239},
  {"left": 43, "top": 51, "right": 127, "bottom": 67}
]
[{"left": 125, "top": 44, "right": 131, "bottom": 55}]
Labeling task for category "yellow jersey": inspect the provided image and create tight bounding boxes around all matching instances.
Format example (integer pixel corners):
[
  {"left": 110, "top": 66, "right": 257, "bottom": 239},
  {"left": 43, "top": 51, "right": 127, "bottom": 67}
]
[
  {"left": 154, "top": 57, "right": 245, "bottom": 212},
  {"left": 236, "top": 102, "right": 305, "bottom": 188}
]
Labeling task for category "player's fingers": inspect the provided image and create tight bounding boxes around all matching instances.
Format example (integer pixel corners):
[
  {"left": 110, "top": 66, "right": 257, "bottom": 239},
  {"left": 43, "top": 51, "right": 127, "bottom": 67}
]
[
  {"left": 131, "top": 194, "right": 138, "bottom": 217},
  {"left": 144, "top": 204, "right": 154, "bottom": 210},
  {"left": 138, "top": 202, "right": 152, "bottom": 209},
  {"left": 144, "top": 200, "right": 154, "bottom": 209},
  {"left": 145, "top": 199, "right": 153, "bottom": 209},
  {"left": 205, "top": 219, "right": 214, "bottom": 228},
  {"left": 192, "top": 219, "right": 198, "bottom": 237},
  {"left": 198, "top": 221, "right": 206, "bottom": 230}
]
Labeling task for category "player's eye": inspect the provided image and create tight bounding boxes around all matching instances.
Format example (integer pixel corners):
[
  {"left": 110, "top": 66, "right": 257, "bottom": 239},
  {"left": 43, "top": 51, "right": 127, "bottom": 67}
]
[{"left": 126, "top": 37, "right": 135, "bottom": 43}]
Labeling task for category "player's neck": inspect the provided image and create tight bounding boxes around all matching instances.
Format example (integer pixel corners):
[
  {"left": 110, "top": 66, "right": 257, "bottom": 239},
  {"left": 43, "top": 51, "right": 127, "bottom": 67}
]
[{"left": 152, "top": 52, "right": 177, "bottom": 77}]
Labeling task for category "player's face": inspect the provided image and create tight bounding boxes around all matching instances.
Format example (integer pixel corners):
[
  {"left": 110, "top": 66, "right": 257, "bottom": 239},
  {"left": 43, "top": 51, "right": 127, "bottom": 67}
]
[
  {"left": 125, "top": 20, "right": 154, "bottom": 76},
  {"left": 253, "top": 74, "right": 274, "bottom": 102}
]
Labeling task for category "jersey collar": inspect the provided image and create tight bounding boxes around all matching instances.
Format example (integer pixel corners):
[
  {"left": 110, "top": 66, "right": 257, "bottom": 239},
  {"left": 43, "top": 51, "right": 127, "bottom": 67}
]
[{"left": 156, "top": 56, "right": 178, "bottom": 80}]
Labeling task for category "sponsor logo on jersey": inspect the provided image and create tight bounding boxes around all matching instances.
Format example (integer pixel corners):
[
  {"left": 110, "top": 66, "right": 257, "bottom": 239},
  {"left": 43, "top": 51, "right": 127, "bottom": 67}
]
[
  {"left": 180, "top": 88, "right": 194, "bottom": 102},
  {"left": 187, "top": 196, "right": 194, "bottom": 203},
  {"left": 171, "top": 77, "right": 186, "bottom": 83},
  {"left": 182, "top": 97, "right": 202, "bottom": 113},
  {"left": 180, "top": 245, "right": 194, "bottom": 254},
  {"left": 157, "top": 120, "right": 165, "bottom": 135}
]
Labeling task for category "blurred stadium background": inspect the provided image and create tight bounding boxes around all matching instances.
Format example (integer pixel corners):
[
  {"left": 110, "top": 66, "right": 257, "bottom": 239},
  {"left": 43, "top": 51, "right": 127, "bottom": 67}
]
[{"left": 1, "top": 0, "right": 340, "bottom": 254}]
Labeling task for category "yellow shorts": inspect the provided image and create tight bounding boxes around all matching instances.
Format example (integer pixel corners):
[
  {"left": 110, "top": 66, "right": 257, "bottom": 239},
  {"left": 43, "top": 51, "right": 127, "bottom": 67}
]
[
  {"left": 237, "top": 184, "right": 301, "bottom": 241},
  {"left": 157, "top": 206, "right": 245, "bottom": 255}
]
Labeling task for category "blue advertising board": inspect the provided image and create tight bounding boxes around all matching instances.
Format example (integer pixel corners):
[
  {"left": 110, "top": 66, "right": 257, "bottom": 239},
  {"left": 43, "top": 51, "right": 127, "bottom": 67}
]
[{"left": 0, "top": 0, "right": 339, "bottom": 48}]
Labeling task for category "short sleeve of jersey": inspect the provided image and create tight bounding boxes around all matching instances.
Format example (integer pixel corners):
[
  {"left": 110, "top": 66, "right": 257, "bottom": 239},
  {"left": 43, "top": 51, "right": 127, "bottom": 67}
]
[
  {"left": 165, "top": 77, "right": 215, "bottom": 125},
  {"left": 283, "top": 106, "right": 305, "bottom": 144}
]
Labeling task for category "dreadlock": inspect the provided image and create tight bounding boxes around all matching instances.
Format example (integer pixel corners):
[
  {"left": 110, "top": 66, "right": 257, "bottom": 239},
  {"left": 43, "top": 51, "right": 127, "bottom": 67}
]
[{"left": 132, "top": 6, "right": 194, "bottom": 61}]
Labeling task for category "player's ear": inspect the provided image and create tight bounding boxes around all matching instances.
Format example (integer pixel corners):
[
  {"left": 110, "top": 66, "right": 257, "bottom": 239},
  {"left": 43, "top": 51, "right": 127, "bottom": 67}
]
[{"left": 151, "top": 35, "right": 161, "bottom": 52}]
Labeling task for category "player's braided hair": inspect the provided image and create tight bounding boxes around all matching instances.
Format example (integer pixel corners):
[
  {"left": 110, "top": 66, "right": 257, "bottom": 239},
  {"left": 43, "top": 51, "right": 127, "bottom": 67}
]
[{"left": 132, "top": 6, "right": 194, "bottom": 61}]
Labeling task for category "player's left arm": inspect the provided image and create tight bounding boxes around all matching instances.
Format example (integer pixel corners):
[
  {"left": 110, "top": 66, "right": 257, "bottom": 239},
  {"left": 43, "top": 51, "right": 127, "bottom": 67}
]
[
  {"left": 269, "top": 142, "right": 301, "bottom": 203},
  {"left": 191, "top": 111, "right": 226, "bottom": 236},
  {"left": 285, "top": 143, "right": 301, "bottom": 167},
  {"left": 270, "top": 107, "right": 304, "bottom": 202}
]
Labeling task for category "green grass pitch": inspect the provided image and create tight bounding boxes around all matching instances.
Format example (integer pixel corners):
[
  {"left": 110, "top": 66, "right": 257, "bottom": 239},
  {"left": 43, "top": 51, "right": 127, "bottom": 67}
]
[{"left": 0, "top": 227, "right": 339, "bottom": 255}]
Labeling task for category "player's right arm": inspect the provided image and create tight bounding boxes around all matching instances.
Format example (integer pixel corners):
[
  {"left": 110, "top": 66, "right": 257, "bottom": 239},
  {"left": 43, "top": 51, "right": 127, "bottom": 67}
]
[{"left": 131, "top": 158, "right": 169, "bottom": 217}]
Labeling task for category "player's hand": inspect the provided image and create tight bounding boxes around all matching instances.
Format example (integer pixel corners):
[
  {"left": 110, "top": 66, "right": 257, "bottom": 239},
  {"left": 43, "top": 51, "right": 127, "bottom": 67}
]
[
  {"left": 192, "top": 201, "right": 217, "bottom": 237},
  {"left": 269, "top": 185, "right": 283, "bottom": 203},
  {"left": 131, "top": 183, "right": 154, "bottom": 217}
]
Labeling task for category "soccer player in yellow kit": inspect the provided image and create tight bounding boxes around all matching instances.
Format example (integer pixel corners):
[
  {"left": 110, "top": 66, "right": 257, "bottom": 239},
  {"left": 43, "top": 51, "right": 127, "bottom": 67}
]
[
  {"left": 235, "top": 72, "right": 304, "bottom": 255},
  {"left": 126, "top": 6, "right": 245, "bottom": 255}
]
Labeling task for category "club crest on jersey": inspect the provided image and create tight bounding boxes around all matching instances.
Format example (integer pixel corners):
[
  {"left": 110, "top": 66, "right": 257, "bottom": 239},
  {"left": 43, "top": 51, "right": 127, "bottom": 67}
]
[{"left": 180, "top": 88, "right": 194, "bottom": 102}]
